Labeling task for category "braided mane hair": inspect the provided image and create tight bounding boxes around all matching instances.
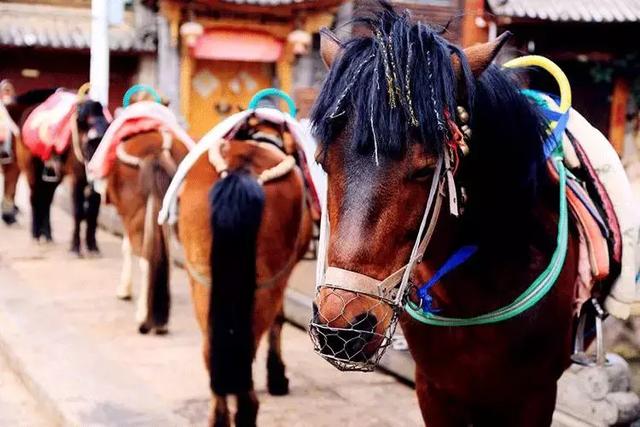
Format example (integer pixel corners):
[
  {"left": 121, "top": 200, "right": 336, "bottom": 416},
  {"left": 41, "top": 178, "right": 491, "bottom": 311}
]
[{"left": 311, "top": 1, "right": 551, "bottom": 251}]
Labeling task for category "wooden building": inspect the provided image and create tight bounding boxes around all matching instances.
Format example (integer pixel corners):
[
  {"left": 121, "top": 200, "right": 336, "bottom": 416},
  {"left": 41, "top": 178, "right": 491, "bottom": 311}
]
[
  {"left": 150, "top": 0, "right": 346, "bottom": 137},
  {"left": 475, "top": 0, "right": 640, "bottom": 154},
  {"left": 0, "top": 0, "right": 157, "bottom": 112}
]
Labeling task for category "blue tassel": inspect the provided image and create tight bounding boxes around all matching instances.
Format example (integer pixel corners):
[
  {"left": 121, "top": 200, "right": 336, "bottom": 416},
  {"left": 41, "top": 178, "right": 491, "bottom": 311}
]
[{"left": 416, "top": 245, "right": 478, "bottom": 314}]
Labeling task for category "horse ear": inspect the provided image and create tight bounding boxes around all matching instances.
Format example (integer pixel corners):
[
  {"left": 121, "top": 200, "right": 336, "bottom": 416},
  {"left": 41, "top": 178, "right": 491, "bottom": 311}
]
[
  {"left": 453, "top": 31, "right": 512, "bottom": 77},
  {"left": 320, "top": 28, "right": 343, "bottom": 69}
]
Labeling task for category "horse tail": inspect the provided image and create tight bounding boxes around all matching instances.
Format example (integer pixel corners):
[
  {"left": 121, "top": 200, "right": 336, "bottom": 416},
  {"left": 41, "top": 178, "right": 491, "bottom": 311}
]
[
  {"left": 208, "top": 171, "right": 264, "bottom": 395},
  {"left": 138, "top": 155, "right": 174, "bottom": 333}
]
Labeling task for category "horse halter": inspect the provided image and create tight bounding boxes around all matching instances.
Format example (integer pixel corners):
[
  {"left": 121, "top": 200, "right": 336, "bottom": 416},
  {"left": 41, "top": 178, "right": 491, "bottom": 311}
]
[{"left": 310, "top": 108, "right": 470, "bottom": 371}]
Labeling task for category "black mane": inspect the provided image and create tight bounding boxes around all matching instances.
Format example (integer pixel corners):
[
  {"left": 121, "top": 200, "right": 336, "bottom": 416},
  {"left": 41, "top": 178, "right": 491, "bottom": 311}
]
[
  {"left": 15, "top": 88, "right": 58, "bottom": 106},
  {"left": 311, "top": 2, "right": 550, "bottom": 250}
]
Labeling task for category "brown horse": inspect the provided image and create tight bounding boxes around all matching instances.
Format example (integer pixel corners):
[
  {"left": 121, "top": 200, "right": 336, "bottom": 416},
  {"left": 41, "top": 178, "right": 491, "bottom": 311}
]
[
  {"left": 107, "top": 128, "right": 190, "bottom": 334},
  {"left": 310, "top": 6, "right": 581, "bottom": 426},
  {"left": 176, "top": 115, "right": 312, "bottom": 426},
  {"left": 0, "top": 79, "right": 21, "bottom": 224},
  {"left": 0, "top": 81, "right": 56, "bottom": 225},
  {"left": 17, "top": 90, "right": 109, "bottom": 254}
]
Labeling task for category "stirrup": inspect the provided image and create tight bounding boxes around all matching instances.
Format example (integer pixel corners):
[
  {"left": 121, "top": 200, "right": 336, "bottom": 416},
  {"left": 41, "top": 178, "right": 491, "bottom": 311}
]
[
  {"left": 42, "top": 159, "right": 61, "bottom": 182},
  {"left": 571, "top": 298, "right": 608, "bottom": 366}
]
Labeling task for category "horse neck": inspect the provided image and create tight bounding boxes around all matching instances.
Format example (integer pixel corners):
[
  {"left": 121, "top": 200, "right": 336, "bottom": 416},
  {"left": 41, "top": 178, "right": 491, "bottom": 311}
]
[{"left": 420, "top": 184, "right": 569, "bottom": 317}]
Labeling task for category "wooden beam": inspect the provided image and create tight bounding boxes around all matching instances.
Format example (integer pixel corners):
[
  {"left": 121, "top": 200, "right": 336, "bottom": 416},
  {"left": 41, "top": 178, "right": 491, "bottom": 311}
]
[
  {"left": 461, "top": 0, "right": 488, "bottom": 47},
  {"left": 608, "top": 75, "right": 629, "bottom": 155}
]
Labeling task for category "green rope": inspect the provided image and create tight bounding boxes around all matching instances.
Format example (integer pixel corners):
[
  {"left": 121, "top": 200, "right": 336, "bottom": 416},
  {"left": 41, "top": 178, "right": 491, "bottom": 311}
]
[{"left": 405, "top": 151, "right": 568, "bottom": 326}]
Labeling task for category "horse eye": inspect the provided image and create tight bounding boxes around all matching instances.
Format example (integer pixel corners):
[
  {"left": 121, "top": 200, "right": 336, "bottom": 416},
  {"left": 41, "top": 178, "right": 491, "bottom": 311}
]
[{"left": 410, "top": 166, "right": 434, "bottom": 181}]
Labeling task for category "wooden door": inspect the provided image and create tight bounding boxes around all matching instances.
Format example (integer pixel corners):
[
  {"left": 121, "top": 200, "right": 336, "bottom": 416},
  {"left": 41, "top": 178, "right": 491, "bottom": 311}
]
[{"left": 189, "top": 60, "right": 274, "bottom": 138}]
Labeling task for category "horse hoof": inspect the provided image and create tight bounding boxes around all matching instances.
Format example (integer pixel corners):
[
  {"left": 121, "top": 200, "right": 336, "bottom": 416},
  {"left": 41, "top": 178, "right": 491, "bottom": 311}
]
[
  {"left": 116, "top": 294, "right": 132, "bottom": 301},
  {"left": 210, "top": 411, "right": 231, "bottom": 427},
  {"left": 69, "top": 248, "right": 83, "bottom": 258},
  {"left": 154, "top": 326, "right": 169, "bottom": 335},
  {"left": 86, "top": 250, "right": 101, "bottom": 259},
  {"left": 267, "top": 375, "right": 290, "bottom": 396},
  {"left": 1, "top": 214, "right": 16, "bottom": 225},
  {"left": 138, "top": 323, "right": 151, "bottom": 335}
]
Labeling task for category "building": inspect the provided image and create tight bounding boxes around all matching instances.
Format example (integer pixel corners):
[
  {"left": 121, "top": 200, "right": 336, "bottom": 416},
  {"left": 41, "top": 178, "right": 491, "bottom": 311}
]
[
  {"left": 0, "top": 0, "right": 157, "bottom": 112},
  {"left": 150, "top": 0, "right": 346, "bottom": 137},
  {"left": 470, "top": 0, "right": 640, "bottom": 155}
]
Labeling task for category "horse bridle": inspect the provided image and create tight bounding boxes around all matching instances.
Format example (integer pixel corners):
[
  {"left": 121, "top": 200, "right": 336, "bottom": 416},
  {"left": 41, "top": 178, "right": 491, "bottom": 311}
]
[{"left": 315, "top": 111, "right": 469, "bottom": 309}]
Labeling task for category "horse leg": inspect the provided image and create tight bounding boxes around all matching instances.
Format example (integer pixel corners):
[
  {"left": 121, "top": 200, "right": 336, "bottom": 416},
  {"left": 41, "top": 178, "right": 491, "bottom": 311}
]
[
  {"left": 235, "top": 391, "right": 259, "bottom": 427},
  {"left": 30, "top": 180, "right": 43, "bottom": 240},
  {"left": 39, "top": 180, "right": 57, "bottom": 243},
  {"left": 472, "top": 384, "right": 557, "bottom": 427},
  {"left": 266, "top": 308, "right": 289, "bottom": 396},
  {"left": 116, "top": 235, "right": 133, "bottom": 300},
  {"left": 201, "top": 335, "right": 231, "bottom": 427},
  {"left": 70, "top": 178, "right": 84, "bottom": 255},
  {"left": 85, "top": 188, "right": 101, "bottom": 255},
  {"left": 135, "top": 257, "right": 151, "bottom": 334},
  {"left": 1, "top": 161, "right": 20, "bottom": 225},
  {"left": 415, "top": 371, "right": 471, "bottom": 427}
]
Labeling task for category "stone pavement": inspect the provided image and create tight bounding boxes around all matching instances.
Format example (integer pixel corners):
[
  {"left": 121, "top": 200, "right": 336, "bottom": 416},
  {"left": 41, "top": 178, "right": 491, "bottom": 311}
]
[
  {"left": 0, "top": 352, "right": 50, "bottom": 426},
  {"left": 0, "top": 181, "right": 422, "bottom": 426}
]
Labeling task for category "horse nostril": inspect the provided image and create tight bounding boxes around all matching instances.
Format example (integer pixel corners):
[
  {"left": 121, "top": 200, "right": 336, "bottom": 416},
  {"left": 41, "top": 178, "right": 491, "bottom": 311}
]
[
  {"left": 352, "top": 313, "right": 378, "bottom": 335},
  {"left": 311, "top": 312, "right": 379, "bottom": 363}
]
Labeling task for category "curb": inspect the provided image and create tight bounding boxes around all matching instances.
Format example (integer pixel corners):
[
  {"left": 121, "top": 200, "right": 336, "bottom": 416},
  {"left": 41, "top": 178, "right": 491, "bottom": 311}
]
[{"left": 0, "top": 264, "right": 187, "bottom": 426}]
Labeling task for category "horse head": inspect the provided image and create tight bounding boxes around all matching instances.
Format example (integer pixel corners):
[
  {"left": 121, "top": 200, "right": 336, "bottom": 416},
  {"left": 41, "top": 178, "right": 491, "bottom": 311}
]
[
  {"left": 309, "top": 4, "right": 547, "bottom": 371},
  {"left": 76, "top": 99, "right": 109, "bottom": 161}
]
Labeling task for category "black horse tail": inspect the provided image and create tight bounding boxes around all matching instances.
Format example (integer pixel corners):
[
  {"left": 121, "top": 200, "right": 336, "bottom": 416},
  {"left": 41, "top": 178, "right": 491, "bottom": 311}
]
[
  {"left": 208, "top": 171, "right": 264, "bottom": 395},
  {"left": 138, "top": 155, "right": 174, "bottom": 334}
]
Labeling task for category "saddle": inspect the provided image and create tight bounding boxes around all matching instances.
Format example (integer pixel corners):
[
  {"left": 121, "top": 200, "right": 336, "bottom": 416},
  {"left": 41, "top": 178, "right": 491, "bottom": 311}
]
[
  {"left": 539, "top": 94, "right": 637, "bottom": 318},
  {"left": 86, "top": 101, "right": 195, "bottom": 180},
  {"left": 22, "top": 90, "right": 77, "bottom": 161}
]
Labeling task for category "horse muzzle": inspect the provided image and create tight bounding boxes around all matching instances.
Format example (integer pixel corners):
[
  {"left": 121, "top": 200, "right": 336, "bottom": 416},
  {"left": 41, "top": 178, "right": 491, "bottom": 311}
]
[{"left": 309, "top": 286, "right": 400, "bottom": 371}]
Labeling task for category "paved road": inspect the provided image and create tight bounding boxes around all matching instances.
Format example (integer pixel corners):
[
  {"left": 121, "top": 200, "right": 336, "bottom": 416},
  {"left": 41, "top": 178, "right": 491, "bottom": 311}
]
[
  {"left": 0, "top": 354, "right": 51, "bottom": 426},
  {"left": 0, "top": 181, "right": 421, "bottom": 426}
]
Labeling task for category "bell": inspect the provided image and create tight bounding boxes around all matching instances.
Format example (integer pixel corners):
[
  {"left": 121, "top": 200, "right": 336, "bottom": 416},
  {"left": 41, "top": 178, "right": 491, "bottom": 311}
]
[
  {"left": 461, "top": 124, "right": 472, "bottom": 141},
  {"left": 456, "top": 106, "right": 469, "bottom": 124},
  {"left": 459, "top": 141, "right": 470, "bottom": 156}
]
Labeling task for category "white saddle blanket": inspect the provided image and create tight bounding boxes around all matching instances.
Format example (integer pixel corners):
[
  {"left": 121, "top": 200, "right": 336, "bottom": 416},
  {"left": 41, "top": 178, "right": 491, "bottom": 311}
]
[
  {"left": 566, "top": 109, "right": 640, "bottom": 319},
  {"left": 158, "top": 107, "right": 321, "bottom": 225}
]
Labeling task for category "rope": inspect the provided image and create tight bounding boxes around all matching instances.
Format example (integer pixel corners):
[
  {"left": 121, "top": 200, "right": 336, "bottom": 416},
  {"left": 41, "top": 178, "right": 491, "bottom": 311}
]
[{"left": 186, "top": 167, "right": 308, "bottom": 291}]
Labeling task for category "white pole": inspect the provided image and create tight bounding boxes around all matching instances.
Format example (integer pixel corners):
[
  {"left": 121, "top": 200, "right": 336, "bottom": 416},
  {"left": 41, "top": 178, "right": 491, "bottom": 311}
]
[{"left": 90, "top": 0, "right": 109, "bottom": 105}]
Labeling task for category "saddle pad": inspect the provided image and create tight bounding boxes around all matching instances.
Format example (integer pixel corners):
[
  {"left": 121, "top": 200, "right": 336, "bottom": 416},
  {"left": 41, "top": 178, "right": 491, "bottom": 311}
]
[
  {"left": 565, "top": 109, "right": 640, "bottom": 319},
  {"left": 86, "top": 101, "right": 195, "bottom": 180},
  {"left": 22, "top": 91, "right": 76, "bottom": 161},
  {"left": 159, "top": 108, "right": 323, "bottom": 225}
]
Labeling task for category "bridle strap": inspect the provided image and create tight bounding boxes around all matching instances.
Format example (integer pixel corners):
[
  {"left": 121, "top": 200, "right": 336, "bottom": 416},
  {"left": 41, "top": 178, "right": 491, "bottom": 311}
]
[{"left": 318, "top": 155, "right": 448, "bottom": 303}]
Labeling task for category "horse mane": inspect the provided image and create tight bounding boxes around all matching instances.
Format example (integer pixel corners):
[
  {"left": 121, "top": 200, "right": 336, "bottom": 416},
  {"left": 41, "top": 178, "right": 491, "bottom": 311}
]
[
  {"left": 14, "top": 88, "right": 58, "bottom": 106},
  {"left": 311, "top": 1, "right": 549, "bottom": 251}
]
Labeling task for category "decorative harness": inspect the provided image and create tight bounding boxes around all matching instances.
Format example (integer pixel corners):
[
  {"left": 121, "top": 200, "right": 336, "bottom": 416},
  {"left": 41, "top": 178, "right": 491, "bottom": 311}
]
[{"left": 315, "top": 55, "right": 572, "bottom": 327}]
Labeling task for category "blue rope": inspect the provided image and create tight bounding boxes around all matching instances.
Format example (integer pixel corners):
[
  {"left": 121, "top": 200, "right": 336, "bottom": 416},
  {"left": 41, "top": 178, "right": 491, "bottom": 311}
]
[{"left": 416, "top": 245, "right": 478, "bottom": 314}]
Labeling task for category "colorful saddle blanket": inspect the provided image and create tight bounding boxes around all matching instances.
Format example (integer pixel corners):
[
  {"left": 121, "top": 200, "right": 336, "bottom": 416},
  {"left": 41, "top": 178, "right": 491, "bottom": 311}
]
[
  {"left": 21, "top": 91, "right": 77, "bottom": 161},
  {"left": 537, "top": 93, "right": 640, "bottom": 318},
  {"left": 86, "top": 101, "right": 196, "bottom": 180}
]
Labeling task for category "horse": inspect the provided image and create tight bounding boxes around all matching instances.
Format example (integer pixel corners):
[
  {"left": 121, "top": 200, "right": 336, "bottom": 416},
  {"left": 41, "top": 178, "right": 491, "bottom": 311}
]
[
  {"left": 17, "top": 89, "right": 110, "bottom": 255},
  {"left": 98, "top": 96, "right": 193, "bottom": 334},
  {"left": 0, "top": 79, "right": 21, "bottom": 224},
  {"left": 174, "top": 113, "right": 313, "bottom": 426},
  {"left": 309, "top": 5, "right": 586, "bottom": 425}
]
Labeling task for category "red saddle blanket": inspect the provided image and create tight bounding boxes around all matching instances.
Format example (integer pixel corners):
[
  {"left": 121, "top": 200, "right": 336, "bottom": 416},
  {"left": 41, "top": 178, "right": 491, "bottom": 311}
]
[{"left": 22, "top": 91, "right": 77, "bottom": 161}]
